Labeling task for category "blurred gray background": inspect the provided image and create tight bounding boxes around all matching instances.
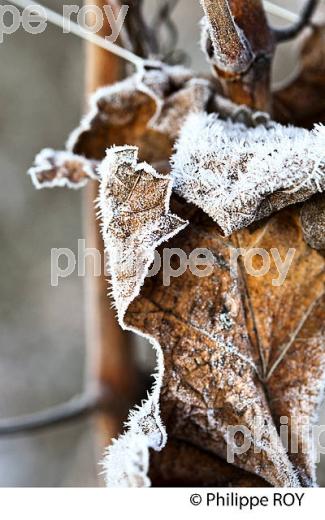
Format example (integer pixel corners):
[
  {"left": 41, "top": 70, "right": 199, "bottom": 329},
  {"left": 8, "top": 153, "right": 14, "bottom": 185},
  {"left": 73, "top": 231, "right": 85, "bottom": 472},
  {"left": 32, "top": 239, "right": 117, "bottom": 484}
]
[{"left": 0, "top": 0, "right": 324, "bottom": 486}]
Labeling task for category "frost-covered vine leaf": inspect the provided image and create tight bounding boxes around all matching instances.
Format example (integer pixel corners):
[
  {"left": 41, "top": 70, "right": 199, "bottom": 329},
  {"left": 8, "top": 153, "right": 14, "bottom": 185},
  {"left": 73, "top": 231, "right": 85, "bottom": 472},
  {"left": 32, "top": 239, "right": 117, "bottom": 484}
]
[
  {"left": 69, "top": 63, "right": 212, "bottom": 165},
  {"left": 28, "top": 148, "right": 98, "bottom": 189},
  {"left": 99, "top": 146, "right": 188, "bottom": 320},
  {"left": 301, "top": 195, "right": 325, "bottom": 250},
  {"left": 172, "top": 113, "right": 325, "bottom": 236},
  {"left": 274, "top": 26, "right": 325, "bottom": 128},
  {"left": 98, "top": 146, "right": 187, "bottom": 487},
  {"left": 124, "top": 205, "right": 325, "bottom": 488}
]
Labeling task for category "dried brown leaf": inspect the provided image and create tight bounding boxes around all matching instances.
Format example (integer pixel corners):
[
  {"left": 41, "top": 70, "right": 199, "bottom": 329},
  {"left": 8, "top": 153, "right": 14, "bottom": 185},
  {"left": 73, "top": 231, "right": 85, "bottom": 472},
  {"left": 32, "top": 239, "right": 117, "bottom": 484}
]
[
  {"left": 125, "top": 205, "right": 325, "bottom": 487},
  {"left": 98, "top": 146, "right": 188, "bottom": 319},
  {"left": 28, "top": 149, "right": 98, "bottom": 189},
  {"left": 68, "top": 63, "right": 212, "bottom": 164},
  {"left": 97, "top": 147, "right": 325, "bottom": 488}
]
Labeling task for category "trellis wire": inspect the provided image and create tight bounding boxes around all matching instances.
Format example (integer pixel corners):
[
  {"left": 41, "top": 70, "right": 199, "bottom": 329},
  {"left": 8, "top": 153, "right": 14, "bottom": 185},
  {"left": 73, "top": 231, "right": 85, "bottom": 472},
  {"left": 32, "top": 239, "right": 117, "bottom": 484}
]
[{"left": 10, "top": 0, "right": 144, "bottom": 67}]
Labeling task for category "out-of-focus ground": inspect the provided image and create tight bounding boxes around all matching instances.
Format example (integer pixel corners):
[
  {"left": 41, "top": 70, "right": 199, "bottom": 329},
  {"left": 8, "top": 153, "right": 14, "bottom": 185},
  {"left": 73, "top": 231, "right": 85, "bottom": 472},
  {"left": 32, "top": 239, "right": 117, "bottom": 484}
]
[{"left": 0, "top": 0, "right": 324, "bottom": 486}]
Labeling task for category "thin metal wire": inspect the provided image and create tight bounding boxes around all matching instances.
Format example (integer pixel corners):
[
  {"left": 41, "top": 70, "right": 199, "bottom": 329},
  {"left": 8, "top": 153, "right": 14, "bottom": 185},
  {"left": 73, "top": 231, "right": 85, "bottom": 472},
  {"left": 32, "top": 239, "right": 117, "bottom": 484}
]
[
  {"left": 272, "top": 0, "right": 319, "bottom": 42},
  {"left": 0, "top": 374, "right": 149, "bottom": 435},
  {"left": 9, "top": 0, "right": 144, "bottom": 67},
  {"left": 264, "top": 0, "right": 299, "bottom": 22},
  {"left": 0, "top": 391, "right": 100, "bottom": 436}
]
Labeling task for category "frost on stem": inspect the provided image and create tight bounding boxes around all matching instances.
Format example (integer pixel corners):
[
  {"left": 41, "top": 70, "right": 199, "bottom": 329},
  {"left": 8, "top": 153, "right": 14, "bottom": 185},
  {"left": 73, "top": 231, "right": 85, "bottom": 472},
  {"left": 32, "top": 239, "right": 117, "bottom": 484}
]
[
  {"left": 200, "top": 0, "right": 254, "bottom": 74},
  {"left": 172, "top": 112, "right": 325, "bottom": 236},
  {"left": 200, "top": 0, "right": 275, "bottom": 110}
]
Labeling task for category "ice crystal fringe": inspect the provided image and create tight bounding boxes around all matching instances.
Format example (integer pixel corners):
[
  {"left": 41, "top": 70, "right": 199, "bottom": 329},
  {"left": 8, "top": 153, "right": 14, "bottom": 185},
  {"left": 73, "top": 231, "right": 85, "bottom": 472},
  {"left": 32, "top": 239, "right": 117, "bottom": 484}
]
[{"left": 172, "top": 113, "right": 325, "bottom": 236}]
